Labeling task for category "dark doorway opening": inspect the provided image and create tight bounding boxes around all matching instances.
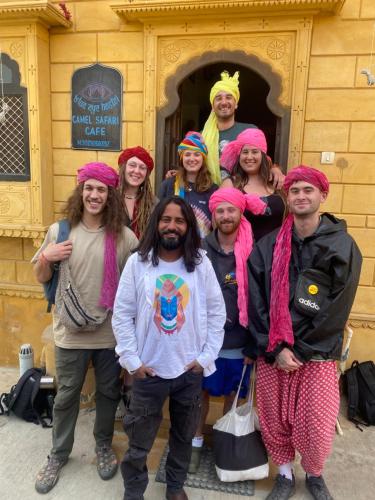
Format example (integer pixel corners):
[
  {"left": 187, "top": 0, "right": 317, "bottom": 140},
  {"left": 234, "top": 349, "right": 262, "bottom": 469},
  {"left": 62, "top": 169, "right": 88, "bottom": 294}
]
[{"left": 163, "top": 62, "right": 278, "bottom": 178}]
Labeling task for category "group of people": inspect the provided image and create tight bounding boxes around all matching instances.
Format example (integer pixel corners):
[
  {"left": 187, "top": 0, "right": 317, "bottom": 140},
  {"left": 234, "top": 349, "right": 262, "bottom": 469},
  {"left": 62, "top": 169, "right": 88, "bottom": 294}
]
[{"left": 31, "top": 70, "right": 362, "bottom": 500}]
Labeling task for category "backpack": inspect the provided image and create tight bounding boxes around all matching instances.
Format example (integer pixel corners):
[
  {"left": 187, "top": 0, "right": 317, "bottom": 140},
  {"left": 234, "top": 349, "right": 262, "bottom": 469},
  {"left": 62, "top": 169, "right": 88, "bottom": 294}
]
[
  {"left": 0, "top": 368, "right": 55, "bottom": 428},
  {"left": 344, "top": 360, "right": 375, "bottom": 429},
  {"left": 43, "top": 219, "right": 70, "bottom": 312}
]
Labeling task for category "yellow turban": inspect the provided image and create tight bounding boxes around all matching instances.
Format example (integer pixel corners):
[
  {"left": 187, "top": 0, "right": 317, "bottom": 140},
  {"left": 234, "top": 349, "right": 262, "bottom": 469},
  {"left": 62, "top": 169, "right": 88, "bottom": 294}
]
[{"left": 202, "top": 71, "right": 240, "bottom": 185}]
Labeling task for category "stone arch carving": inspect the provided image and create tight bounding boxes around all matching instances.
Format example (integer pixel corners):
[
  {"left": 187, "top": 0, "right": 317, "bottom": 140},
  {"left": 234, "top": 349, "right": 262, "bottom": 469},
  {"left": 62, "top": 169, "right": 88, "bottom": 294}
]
[{"left": 155, "top": 49, "right": 291, "bottom": 187}]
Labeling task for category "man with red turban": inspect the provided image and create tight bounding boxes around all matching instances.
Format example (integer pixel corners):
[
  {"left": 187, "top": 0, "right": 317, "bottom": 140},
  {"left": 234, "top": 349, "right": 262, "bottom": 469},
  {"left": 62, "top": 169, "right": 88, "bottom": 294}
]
[{"left": 246, "top": 166, "right": 362, "bottom": 500}]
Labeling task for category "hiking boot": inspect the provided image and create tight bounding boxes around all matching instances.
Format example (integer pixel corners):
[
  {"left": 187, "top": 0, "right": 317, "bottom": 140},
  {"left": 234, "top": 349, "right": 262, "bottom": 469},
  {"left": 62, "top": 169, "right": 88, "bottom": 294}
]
[
  {"left": 96, "top": 445, "right": 118, "bottom": 480},
  {"left": 306, "top": 475, "right": 333, "bottom": 500},
  {"left": 188, "top": 445, "right": 202, "bottom": 474},
  {"left": 35, "top": 455, "right": 68, "bottom": 494},
  {"left": 266, "top": 474, "right": 296, "bottom": 500},
  {"left": 166, "top": 488, "right": 188, "bottom": 500}
]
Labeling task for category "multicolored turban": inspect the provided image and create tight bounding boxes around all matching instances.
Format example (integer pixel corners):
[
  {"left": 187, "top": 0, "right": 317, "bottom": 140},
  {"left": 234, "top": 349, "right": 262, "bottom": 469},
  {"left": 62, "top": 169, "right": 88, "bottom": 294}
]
[
  {"left": 268, "top": 166, "right": 330, "bottom": 352},
  {"left": 177, "top": 131, "right": 208, "bottom": 158},
  {"left": 202, "top": 71, "right": 240, "bottom": 185},
  {"left": 209, "top": 187, "right": 266, "bottom": 327}
]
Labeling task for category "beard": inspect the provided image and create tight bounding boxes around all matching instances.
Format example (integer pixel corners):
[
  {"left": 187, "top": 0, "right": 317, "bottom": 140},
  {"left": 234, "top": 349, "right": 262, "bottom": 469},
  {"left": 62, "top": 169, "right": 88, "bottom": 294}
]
[
  {"left": 159, "top": 231, "right": 186, "bottom": 250},
  {"left": 216, "top": 219, "right": 241, "bottom": 235}
]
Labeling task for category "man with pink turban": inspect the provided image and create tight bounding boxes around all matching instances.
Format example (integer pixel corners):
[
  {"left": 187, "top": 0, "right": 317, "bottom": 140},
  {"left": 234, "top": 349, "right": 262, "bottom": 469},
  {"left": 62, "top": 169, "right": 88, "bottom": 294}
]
[
  {"left": 32, "top": 162, "right": 138, "bottom": 494},
  {"left": 189, "top": 187, "right": 267, "bottom": 473},
  {"left": 247, "top": 166, "right": 362, "bottom": 500}
]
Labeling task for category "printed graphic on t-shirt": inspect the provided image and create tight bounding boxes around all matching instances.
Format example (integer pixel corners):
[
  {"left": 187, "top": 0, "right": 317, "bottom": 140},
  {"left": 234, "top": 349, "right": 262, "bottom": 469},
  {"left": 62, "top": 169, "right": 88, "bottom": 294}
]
[
  {"left": 224, "top": 271, "right": 237, "bottom": 286},
  {"left": 219, "top": 139, "right": 230, "bottom": 156},
  {"left": 153, "top": 274, "right": 190, "bottom": 335},
  {"left": 190, "top": 204, "right": 212, "bottom": 238}
]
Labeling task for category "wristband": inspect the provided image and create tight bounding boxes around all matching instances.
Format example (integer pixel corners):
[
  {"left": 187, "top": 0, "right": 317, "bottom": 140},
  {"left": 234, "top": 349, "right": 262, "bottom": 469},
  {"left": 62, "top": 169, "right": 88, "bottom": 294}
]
[{"left": 39, "top": 251, "right": 50, "bottom": 265}]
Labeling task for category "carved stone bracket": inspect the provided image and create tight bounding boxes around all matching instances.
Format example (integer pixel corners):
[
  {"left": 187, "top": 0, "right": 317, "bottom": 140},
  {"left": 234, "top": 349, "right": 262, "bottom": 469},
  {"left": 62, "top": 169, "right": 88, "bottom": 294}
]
[
  {"left": 0, "top": 227, "right": 47, "bottom": 243},
  {"left": 0, "top": 283, "right": 44, "bottom": 299},
  {"left": 0, "top": 1, "right": 72, "bottom": 28},
  {"left": 348, "top": 314, "right": 375, "bottom": 331},
  {"left": 111, "top": 0, "right": 345, "bottom": 22}
]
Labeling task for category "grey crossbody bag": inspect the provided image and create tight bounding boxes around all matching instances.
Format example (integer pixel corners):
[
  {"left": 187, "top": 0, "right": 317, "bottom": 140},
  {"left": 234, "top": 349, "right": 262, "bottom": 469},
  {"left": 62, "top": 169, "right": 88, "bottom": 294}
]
[{"left": 54, "top": 259, "right": 108, "bottom": 331}]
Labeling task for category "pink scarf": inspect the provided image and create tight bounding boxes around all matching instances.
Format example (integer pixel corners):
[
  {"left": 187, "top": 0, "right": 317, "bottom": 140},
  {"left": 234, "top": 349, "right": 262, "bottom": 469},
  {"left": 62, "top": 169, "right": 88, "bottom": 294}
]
[
  {"left": 267, "top": 166, "right": 330, "bottom": 352},
  {"left": 209, "top": 188, "right": 266, "bottom": 327},
  {"left": 77, "top": 162, "right": 120, "bottom": 311}
]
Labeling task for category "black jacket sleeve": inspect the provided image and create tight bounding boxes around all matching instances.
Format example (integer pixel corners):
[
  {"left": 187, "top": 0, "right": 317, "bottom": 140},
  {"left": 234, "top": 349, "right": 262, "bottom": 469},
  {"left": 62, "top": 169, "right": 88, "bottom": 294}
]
[
  {"left": 244, "top": 242, "right": 271, "bottom": 358},
  {"left": 158, "top": 178, "right": 174, "bottom": 200}
]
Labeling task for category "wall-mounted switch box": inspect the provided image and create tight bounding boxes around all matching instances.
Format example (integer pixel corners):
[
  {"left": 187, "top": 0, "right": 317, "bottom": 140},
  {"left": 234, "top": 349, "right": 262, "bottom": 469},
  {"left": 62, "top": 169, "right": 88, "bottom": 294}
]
[{"left": 321, "top": 152, "right": 335, "bottom": 164}]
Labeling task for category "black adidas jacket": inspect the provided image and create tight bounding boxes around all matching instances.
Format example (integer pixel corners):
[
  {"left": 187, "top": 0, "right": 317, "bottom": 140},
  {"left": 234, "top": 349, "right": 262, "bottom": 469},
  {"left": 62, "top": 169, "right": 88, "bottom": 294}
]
[{"left": 245, "top": 213, "right": 362, "bottom": 362}]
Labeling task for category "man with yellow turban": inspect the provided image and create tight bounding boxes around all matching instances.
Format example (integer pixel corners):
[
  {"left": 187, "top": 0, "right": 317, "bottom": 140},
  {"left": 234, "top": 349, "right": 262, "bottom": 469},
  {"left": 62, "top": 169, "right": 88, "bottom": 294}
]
[{"left": 202, "top": 70, "right": 283, "bottom": 187}]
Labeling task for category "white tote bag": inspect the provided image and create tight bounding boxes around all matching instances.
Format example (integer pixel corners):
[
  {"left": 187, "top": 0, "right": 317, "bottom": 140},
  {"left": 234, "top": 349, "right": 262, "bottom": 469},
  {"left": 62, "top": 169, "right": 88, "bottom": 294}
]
[{"left": 212, "top": 364, "right": 269, "bottom": 482}]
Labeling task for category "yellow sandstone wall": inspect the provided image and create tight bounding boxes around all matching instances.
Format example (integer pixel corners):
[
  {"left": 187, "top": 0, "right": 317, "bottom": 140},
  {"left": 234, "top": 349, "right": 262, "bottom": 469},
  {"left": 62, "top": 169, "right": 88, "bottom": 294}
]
[
  {"left": 302, "top": 0, "right": 375, "bottom": 361},
  {"left": 0, "top": 0, "right": 374, "bottom": 366}
]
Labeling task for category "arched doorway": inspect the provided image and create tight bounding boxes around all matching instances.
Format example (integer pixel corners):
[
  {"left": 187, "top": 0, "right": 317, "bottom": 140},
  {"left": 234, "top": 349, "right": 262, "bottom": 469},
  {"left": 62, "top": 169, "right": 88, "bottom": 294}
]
[{"left": 156, "top": 52, "right": 290, "bottom": 190}]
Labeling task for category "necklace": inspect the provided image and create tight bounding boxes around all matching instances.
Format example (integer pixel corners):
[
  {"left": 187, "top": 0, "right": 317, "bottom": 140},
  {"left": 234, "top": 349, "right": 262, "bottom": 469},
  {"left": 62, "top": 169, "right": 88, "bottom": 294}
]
[{"left": 125, "top": 194, "right": 137, "bottom": 200}]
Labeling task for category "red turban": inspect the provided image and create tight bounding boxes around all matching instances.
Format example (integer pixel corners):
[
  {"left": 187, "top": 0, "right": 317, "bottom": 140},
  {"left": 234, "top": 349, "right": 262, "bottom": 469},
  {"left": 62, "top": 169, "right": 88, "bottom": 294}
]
[
  {"left": 268, "top": 165, "right": 330, "bottom": 353},
  {"left": 118, "top": 146, "right": 154, "bottom": 172},
  {"left": 284, "top": 165, "right": 329, "bottom": 194}
]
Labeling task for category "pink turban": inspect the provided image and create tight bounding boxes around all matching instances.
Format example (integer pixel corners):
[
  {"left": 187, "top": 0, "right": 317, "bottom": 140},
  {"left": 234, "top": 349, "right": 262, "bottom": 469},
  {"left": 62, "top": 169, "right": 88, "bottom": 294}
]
[
  {"left": 77, "top": 162, "right": 119, "bottom": 188},
  {"left": 209, "top": 188, "right": 267, "bottom": 327},
  {"left": 76, "top": 162, "right": 120, "bottom": 311},
  {"left": 268, "top": 165, "right": 330, "bottom": 353},
  {"left": 220, "top": 128, "right": 268, "bottom": 173},
  {"left": 118, "top": 146, "right": 154, "bottom": 172}
]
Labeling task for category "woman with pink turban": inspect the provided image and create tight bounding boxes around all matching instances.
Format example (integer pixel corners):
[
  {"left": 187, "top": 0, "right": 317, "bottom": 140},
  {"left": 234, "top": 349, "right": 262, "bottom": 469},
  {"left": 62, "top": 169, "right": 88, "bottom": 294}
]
[{"left": 221, "top": 128, "right": 285, "bottom": 241}]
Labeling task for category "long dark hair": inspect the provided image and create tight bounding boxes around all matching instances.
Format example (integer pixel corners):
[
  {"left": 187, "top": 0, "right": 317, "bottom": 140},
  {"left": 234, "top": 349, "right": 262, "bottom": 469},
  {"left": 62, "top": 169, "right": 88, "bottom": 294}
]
[
  {"left": 232, "top": 151, "right": 272, "bottom": 190},
  {"left": 137, "top": 196, "right": 202, "bottom": 272},
  {"left": 64, "top": 183, "right": 124, "bottom": 236}
]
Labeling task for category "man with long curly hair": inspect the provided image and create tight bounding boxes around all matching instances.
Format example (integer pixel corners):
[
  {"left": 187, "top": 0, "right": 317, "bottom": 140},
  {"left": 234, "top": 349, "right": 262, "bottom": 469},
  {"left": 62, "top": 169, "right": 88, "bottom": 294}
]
[
  {"left": 112, "top": 196, "right": 226, "bottom": 500},
  {"left": 32, "top": 162, "right": 138, "bottom": 495}
]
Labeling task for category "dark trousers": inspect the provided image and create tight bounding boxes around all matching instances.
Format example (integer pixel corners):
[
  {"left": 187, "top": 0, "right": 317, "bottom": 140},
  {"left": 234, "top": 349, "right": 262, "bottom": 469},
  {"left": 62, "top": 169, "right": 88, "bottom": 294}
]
[
  {"left": 122, "top": 371, "right": 202, "bottom": 500},
  {"left": 51, "top": 347, "right": 121, "bottom": 459}
]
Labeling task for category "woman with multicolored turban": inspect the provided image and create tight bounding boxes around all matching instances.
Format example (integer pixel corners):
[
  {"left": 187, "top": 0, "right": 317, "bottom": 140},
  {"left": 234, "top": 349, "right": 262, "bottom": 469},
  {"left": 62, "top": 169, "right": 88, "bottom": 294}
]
[
  {"left": 159, "top": 131, "right": 219, "bottom": 238},
  {"left": 221, "top": 127, "right": 286, "bottom": 241},
  {"left": 118, "top": 146, "right": 158, "bottom": 239}
]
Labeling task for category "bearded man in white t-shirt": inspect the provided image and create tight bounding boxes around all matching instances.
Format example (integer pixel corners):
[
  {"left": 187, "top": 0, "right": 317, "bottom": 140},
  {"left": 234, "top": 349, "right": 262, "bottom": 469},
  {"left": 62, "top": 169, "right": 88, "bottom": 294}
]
[
  {"left": 112, "top": 196, "right": 226, "bottom": 500},
  {"left": 32, "top": 162, "right": 138, "bottom": 495}
]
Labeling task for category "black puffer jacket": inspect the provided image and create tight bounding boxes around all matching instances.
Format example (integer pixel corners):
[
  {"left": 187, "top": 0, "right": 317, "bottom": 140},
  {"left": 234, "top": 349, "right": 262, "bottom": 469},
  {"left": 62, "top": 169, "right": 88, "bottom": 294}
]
[
  {"left": 245, "top": 213, "right": 362, "bottom": 362},
  {"left": 203, "top": 231, "right": 250, "bottom": 350}
]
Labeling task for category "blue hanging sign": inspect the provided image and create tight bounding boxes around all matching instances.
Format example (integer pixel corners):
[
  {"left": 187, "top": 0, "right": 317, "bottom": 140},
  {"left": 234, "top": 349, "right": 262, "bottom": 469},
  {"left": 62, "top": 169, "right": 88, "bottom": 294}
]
[{"left": 71, "top": 63, "right": 122, "bottom": 151}]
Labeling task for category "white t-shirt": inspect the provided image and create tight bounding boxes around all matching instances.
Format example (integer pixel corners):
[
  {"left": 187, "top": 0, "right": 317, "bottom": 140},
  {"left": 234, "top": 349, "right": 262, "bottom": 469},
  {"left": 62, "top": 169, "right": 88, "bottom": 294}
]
[{"left": 139, "top": 257, "right": 201, "bottom": 378}]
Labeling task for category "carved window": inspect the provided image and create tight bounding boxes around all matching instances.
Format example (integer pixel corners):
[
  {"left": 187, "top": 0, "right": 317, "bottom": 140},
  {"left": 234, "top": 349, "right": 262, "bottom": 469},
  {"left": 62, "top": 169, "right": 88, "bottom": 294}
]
[{"left": 0, "top": 54, "right": 30, "bottom": 181}]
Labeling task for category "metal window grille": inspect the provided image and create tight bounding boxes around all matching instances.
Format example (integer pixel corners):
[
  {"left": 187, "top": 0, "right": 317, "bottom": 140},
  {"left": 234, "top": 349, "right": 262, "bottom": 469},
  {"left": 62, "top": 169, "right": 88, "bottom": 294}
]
[{"left": 0, "top": 53, "right": 30, "bottom": 182}]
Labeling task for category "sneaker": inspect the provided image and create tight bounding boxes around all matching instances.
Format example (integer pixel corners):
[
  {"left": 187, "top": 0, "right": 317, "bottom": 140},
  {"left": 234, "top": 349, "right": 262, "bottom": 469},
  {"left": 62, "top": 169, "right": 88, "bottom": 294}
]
[
  {"left": 35, "top": 455, "right": 68, "bottom": 494},
  {"left": 305, "top": 474, "right": 333, "bottom": 500},
  {"left": 96, "top": 445, "right": 118, "bottom": 480},
  {"left": 266, "top": 474, "right": 296, "bottom": 500},
  {"left": 188, "top": 445, "right": 202, "bottom": 474}
]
